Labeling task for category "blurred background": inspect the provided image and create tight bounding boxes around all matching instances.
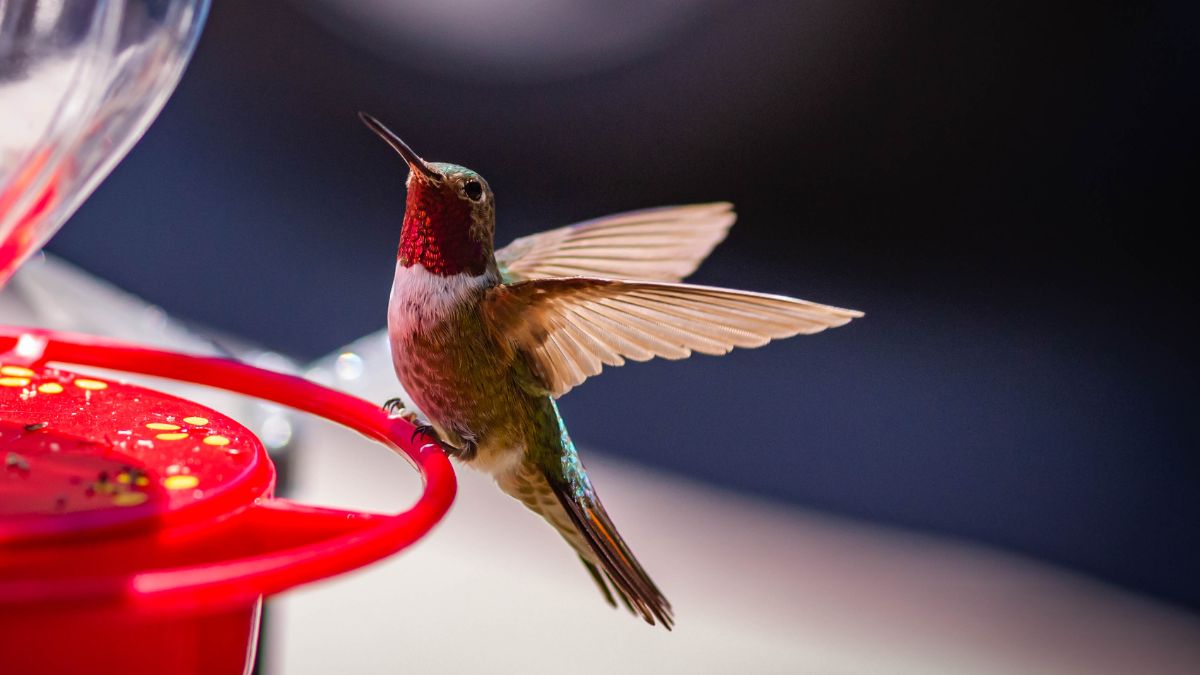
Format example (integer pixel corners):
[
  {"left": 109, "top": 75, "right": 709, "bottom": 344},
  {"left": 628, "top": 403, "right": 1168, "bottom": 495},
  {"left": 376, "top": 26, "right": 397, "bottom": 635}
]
[{"left": 13, "top": 0, "right": 1199, "bottom": 671}]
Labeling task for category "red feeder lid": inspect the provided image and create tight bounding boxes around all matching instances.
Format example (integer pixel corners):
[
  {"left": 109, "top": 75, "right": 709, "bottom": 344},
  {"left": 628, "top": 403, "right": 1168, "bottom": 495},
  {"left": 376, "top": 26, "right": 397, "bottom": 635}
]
[
  {"left": 0, "top": 364, "right": 271, "bottom": 544},
  {"left": 0, "top": 328, "right": 455, "bottom": 615}
]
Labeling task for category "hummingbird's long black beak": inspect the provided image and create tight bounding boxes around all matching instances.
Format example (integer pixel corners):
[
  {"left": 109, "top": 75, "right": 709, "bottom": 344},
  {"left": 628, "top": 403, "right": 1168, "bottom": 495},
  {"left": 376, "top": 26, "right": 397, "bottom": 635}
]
[{"left": 358, "top": 111, "right": 442, "bottom": 181}]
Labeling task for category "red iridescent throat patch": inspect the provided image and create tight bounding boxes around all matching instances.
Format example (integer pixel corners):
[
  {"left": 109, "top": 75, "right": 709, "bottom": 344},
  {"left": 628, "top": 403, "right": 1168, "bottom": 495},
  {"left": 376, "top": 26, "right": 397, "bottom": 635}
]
[{"left": 398, "top": 181, "right": 486, "bottom": 276}]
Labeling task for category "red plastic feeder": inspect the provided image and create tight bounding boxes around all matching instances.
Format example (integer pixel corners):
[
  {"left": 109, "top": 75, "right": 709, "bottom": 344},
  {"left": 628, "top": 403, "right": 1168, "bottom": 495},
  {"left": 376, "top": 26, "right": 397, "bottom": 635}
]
[{"left": 0, "top": 328, "right": 455, "bottom": 674}]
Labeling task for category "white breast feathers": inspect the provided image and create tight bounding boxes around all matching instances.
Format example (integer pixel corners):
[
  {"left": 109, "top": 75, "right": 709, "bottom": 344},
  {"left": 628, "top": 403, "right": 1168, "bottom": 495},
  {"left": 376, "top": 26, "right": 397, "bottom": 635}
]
[{"left": 388, "top": 262, "right": 494, "bottom": 338}]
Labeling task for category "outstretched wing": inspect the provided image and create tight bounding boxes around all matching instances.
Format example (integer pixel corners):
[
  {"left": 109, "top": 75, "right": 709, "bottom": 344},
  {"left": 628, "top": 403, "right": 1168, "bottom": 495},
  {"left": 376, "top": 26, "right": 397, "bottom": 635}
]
[
  {"left": 484, "top": 277, "right": 863, "bottom": 397},
  {"left": 495, "top": 202, "right": 735, "bottom": 283}
]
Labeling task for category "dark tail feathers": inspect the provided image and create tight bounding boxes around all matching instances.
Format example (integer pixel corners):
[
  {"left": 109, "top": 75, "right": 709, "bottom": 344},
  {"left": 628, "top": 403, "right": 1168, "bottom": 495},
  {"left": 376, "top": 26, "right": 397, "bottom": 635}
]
[{"left": 546, "top": 472, "right": 674, "bottom": 629}]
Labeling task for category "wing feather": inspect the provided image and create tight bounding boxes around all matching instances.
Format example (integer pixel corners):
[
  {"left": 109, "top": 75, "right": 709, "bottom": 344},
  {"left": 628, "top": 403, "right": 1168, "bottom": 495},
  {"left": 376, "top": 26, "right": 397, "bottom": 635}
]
[
  {"left": 570, "top": 304, "right": 655, "bottom": 362},
  {"left": 485, "top": 277, "right": 863, "bottom": 397},
  {"left": 495, "top": 202, "right": 735, "bottom": 283},
  {"left": 563, "top": 307, "right": 627, "bottom": 367}
]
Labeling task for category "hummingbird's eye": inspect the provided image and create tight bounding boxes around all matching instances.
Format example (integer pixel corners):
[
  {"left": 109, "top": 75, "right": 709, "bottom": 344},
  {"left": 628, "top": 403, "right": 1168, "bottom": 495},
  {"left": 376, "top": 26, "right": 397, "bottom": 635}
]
[{"left": 463, "top": 180, "right": 483, "bottom": 201}]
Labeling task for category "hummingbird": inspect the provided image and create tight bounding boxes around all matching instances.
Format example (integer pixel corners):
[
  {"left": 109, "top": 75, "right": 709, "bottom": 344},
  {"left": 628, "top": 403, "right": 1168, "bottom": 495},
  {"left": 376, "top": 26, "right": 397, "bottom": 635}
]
[{"left": 360, "top": 112, "right": 862, "bottom": 629}]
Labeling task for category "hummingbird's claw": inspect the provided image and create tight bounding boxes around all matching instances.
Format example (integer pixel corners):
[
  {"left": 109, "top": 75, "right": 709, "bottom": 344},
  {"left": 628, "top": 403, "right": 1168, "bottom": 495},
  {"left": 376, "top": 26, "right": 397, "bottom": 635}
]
[
  {"left": 408, "top": 422, "right": 477, "bottom": 462},
  {"left": 383, "top": 399, "right": 476, "bottom": 461},
  {"left": 411, "top": 423, "right": 451, "bottom": 453},
  {"left": 383, "top": 397, "right": 423, "bottom": 424},
  {"left": 411, "top": 423, "right": 436, "bottom": 444}
]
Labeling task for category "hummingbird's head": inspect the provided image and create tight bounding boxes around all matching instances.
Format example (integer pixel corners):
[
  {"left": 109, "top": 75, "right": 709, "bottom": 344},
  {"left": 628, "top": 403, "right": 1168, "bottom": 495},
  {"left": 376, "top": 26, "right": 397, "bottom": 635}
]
[{"left": 360, "top": 112, "right": 496, "bottom": 277}]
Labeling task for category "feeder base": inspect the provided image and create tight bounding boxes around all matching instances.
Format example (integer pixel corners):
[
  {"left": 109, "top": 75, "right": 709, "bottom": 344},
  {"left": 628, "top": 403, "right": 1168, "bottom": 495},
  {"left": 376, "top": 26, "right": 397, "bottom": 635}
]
[{"left": 0, "top": 599, "right": 261, "bottom": 675}]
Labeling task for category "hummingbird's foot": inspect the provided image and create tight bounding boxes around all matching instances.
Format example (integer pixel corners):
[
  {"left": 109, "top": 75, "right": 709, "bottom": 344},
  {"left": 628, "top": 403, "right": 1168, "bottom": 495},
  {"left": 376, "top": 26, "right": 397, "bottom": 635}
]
[
  {"left": 410, "top": 423, "right": 450, "bottom": 451},
  {"left": 383, "top": 397, "right": 421, "bottom": 423},
  {"left": 410, "top": 423, "right": 437, "bottom": 444},
  {"left": 408, "top": 423, "right": 477, "bottom": 462}
]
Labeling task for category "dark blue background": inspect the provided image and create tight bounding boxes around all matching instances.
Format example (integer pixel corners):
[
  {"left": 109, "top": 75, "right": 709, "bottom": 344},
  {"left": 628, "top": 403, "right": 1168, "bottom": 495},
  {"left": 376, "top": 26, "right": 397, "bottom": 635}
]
[{"left": 48, "top": 2, "right": 1199, "bottom": 610}]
